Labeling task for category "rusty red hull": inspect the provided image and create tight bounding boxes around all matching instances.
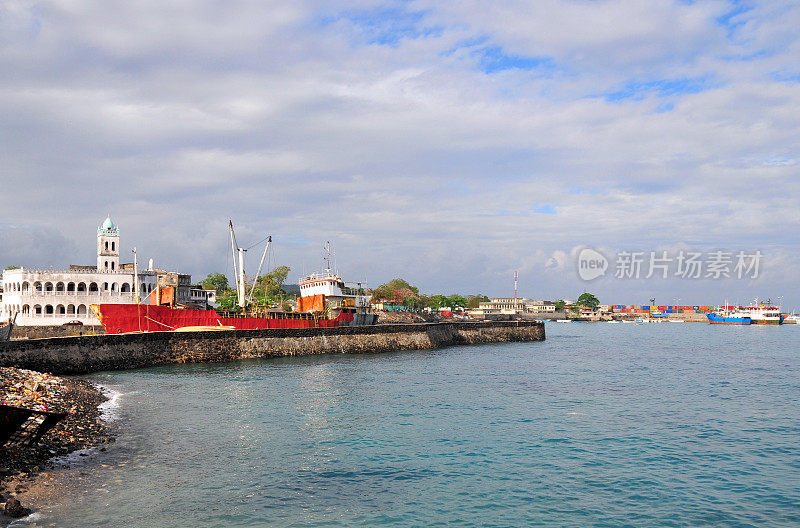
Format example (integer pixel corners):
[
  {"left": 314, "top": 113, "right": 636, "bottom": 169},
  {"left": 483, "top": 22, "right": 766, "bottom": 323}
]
[{"left": 94, "top": 304, "right": 353, "bottom": 334}]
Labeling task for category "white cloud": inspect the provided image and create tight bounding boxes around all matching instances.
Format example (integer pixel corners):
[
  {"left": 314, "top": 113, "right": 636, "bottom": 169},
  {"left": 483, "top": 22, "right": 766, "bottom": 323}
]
[{"left": 0, "top": 0, "right": 798, "bottom": 304}]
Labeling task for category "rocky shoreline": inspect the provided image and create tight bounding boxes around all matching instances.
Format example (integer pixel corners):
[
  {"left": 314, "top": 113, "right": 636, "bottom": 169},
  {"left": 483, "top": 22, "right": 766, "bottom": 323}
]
[{"left": 0, "top": 367, "right": 113, "bottom": 523}]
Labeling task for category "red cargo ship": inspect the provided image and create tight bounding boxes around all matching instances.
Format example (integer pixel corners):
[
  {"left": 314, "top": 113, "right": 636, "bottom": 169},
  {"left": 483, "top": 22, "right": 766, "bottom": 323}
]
[
  {"left": 91, "top": 302, "right": 355, "bottom": 334},
  {"left": 91, "top": 227, "right": 376, "bottom": 334}
]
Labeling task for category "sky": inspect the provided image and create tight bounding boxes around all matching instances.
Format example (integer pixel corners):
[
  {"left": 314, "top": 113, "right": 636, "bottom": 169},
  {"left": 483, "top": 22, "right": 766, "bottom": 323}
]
[{"left": 1, "top": 0, "right": 799, "bottom": 308}]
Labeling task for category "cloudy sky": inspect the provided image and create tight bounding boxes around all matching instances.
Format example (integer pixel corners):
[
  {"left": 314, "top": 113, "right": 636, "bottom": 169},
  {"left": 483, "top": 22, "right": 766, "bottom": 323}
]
[{"left": 1, "top": 0, "right": 799, "bottom": 307}]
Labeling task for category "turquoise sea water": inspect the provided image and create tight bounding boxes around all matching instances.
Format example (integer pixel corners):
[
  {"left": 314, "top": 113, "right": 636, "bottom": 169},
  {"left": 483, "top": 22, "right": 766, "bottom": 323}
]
[{"left": 29, "top": 324, "right": 800, "bottom": 527}]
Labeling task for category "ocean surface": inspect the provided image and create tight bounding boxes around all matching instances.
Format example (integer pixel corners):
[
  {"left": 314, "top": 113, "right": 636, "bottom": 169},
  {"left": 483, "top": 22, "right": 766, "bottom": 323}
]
[{"left": 23, "top": 323, "right": 800, "bottom": 527}]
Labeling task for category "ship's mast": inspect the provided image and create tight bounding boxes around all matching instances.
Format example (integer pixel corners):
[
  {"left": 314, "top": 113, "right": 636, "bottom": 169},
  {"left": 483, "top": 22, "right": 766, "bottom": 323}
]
[
  {"left": 229, "top": 221, "right": 247, "bottom": 309},
  {"left": 246, "top": 236, "right": 271, "bottom": 307},
  {"left": 324, "top": 241, "right": 332, "bottom": 275},
  {"left": 238, "top": 247, "right": 246, "bottom": 309}
]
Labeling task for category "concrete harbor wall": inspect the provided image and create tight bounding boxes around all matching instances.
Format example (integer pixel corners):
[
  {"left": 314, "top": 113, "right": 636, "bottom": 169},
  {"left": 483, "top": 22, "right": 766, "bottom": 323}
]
[{"left": 0, "top": 321, "right": 544, "bottom": 375}]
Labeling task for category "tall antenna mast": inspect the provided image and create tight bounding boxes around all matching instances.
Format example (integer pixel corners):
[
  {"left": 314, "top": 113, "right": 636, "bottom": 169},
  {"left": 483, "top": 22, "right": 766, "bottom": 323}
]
[{"left": 514, "top": 270, "right": 518, "bottom": 310}]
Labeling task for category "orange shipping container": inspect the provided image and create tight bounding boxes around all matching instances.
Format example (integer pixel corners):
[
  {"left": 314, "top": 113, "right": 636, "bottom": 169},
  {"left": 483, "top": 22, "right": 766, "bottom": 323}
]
[
  {"left": 148, "top": 286, "right": 174, "bottom": 306},
  {"left": 297, "top": 294, "right": 325, "bottom": 313}
]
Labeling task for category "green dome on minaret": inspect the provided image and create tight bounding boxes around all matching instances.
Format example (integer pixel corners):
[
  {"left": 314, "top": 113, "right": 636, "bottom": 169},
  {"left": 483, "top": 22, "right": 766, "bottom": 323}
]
[{"left": 98, "top": 216, "right": 119, "bottom": 235}]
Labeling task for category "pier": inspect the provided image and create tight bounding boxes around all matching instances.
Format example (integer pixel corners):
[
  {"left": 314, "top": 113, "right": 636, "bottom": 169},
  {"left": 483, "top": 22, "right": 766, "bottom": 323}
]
[{"left": 0, "top": 321, "right": 545, "bottom": 375}]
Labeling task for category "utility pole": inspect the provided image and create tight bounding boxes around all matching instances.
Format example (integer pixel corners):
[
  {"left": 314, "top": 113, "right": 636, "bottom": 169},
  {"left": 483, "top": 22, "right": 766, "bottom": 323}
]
[{"left": 132, "top": 247, "right": 139, "bottom": 304}]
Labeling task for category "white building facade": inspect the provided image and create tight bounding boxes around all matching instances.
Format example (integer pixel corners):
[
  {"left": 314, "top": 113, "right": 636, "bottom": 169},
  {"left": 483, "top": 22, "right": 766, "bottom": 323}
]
[{"left": 1, "top": 218, "right": 158, "bottom": 326}]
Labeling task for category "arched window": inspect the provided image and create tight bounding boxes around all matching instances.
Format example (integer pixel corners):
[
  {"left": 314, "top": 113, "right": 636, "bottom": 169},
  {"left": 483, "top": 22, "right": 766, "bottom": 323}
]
[
  {"left": 56, "top": 282, "right": 65, "bottom": 292},
  {"left": 111, "top": 283, "right": 117, "bottom": 292},
  {"left": 103, "top": 282, "right": 109, "bottom": 291},
  {"left": 112, "top": 242, "right": 115, "bottom": 251},
  {"left": 121, "top": 283, "right": 131, "bottom": 292},
  {"left": 34, "top": 281, "right": 42, "bottom": 292},
  {"left": 34, "top": 305, "right": 42, "bottom": 315},
  {"left": 45, "top": 305, "right": 54, "bottom": 315},
  {"left": 67, "top": 282, "right": 75, "bottom": 292},
  {"left": 111, "top": 262, "right": 115, "bottom": 270},
  {"left": 57, "top": 304, "right": 66, "bottom": 315},
  {"left": 89, "top": 282, "right": 99, "bottom": 292},
  {"left": 67, "top": 304, "right": 76, "bottom": 315},
  {"left": 78, "top": 282, "right": 87, "bottom": 292},
  {"left": 104, "top": 261, "right": 108, "bottom": 269},
  {"left": 45, "top": 282, "right": 54, "bottom": 292},
  {"left": 22, "top": 305, "right": 30, "bottom": 315},
  {"left": 77, "top": 304, "right": 87, "bottom": 315},
  {"left": 105, "top": 241, "right": 109, "bottom": 250},
  {"left": 22, "top": 282, "right": 29, "bottom": 292}
]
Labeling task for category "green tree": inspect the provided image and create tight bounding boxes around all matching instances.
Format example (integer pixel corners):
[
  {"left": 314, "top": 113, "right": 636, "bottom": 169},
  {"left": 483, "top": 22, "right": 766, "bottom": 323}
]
[
  {"left": 216, "top": 290, "right": 239, "bottom": 310},
  {"left": 466, "top": 295, "right": 490, "bottom": 309},
  {"left": 577, "top": 292, "right": 600, "bottom": 310},
  {"left": 201, "top": 272, "right": 230, "bottom": 292},
  {"left": 446, "top": 295, "right": 468, "bottom": 309},
  {"left": 371, "top": 278, "right": 420, "bottom": 305},
  {"left": 554, "top": 300, "right": 566, "bottom": 311}
]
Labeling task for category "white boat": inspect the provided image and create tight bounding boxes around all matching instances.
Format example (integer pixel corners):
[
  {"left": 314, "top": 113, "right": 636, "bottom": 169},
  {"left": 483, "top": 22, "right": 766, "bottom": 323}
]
[
  {"left": 784, "top": 314, "right": 800, "bottom": 324},
  {"left": 668, "top": 319, "right": 685, "bottom": 323},
  {"left": 555, "top": 319, "right": 571, "bottom": 323},
  {"left": 741, "top": 300, "right": 784, "bottom": 325},
  {"left": 298, "top": 242, "right": 377, "bottom": 326}
]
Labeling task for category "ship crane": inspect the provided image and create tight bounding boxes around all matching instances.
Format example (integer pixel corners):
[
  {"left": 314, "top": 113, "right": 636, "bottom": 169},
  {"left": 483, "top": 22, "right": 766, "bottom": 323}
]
[{"left": 229, "top": 220, "right": 272, "bottom": 310}]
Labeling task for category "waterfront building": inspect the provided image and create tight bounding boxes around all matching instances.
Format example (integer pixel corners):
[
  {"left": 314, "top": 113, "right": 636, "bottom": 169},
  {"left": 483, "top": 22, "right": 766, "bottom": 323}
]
[
  {"left": 189, "top": 286, "right": 217, "bottom": 309},
  {"left": 0, "top": 217, "right": 178, "bottom": 326},
  {"left": 470, "top": 298, "right": 557, "bottom": 317}
]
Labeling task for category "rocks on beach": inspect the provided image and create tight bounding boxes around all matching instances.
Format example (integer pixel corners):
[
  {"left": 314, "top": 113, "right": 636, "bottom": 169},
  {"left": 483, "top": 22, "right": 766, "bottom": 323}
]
[{"left": 0, "top": 366, "right": 113, "bottom": 520}]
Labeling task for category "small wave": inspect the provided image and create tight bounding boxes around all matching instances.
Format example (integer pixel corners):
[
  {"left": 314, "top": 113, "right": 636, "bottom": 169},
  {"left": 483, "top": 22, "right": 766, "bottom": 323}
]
[
  {"left": 96, "top": 385, "right": 125, "bottom": 422},
  {"left": 8, "top": 511, "right": 41, "bottom": 526},
  {"left": 51, "top": 446, "right": 102, "bottom": 466}
]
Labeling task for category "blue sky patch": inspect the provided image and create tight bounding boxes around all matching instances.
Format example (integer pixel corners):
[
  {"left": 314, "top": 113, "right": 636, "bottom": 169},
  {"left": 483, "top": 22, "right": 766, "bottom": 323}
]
[
  {"left": 604, "top": 76, "right": 719, "bottom": 102},
  {"left": 533, "top": 204, "right": 557, "bottom": 214},
  {"left": 319, "top": 7, "right": 440, "bottom": 46},
  {"left": 476, "top": 46, "right": 556, "bottom": 74}
]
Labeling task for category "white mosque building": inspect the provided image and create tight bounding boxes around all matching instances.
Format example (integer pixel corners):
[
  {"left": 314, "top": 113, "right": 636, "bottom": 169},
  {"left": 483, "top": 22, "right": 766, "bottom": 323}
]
[{"left": 1, "top": 217, "right": 160, "bottom": 326}]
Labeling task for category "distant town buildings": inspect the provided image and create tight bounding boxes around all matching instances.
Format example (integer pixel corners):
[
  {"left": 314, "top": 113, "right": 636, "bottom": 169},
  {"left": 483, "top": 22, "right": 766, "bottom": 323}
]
[
  {"left": 470, "top": 298, "right": 557, "bottom": 317},
  {"left": 0, "top": 217, "right": 195, "bottom": 326}
]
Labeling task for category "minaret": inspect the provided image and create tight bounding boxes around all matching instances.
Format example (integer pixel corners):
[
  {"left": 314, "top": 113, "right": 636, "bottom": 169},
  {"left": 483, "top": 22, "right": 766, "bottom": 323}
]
[{"left": 97, "top": 216, "right": 120, "bottom": 272}]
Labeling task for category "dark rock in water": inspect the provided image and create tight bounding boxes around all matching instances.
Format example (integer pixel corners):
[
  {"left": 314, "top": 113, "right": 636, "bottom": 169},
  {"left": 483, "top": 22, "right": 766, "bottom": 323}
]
[{"left": 5, "top": 497, "right": 31, "bottom": 518}]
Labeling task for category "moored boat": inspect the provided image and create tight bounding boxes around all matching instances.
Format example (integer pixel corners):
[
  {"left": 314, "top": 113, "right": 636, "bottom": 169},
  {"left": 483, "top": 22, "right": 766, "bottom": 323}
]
[
  {"left": 707, "top": 308, "right": 751, "bottom": 325},
  {"left": 742, "top": 301, "right": 784, "bottom": 325},
  {"left": 91, "top": 224, "right": 377, "bottom": 334}
]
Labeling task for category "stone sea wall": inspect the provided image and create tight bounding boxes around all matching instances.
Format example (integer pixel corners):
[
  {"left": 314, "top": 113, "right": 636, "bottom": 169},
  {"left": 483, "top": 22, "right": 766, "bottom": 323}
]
[
  {"left": 0, "top": 321, "right": 544, "bottom": 375},
  {"left": 10, "top": 325, "right": 105, "bottom": 340}
]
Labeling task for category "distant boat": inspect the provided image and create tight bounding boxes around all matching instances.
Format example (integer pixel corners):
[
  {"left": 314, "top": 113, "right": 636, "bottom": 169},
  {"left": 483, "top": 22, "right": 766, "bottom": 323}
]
[
  {"left": 556, "top": 319, "right": 571, "bottom": 323},
  {"left": 741, "top": 302, "right": 784, "bottom": 325},
  {"left": 784, "top": 314, "right": 800, "bottom": 324},
  {"left": 707, "top": 309, "right": 751, "bottom": 325},
  {"left": 668, "top": 319, "right": 685, "bottom": 323}
]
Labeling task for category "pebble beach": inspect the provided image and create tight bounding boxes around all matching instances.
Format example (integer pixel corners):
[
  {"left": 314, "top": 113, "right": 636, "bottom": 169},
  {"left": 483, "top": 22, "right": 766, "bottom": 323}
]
[{"left": 0, "top": 367, "right": 113, "bottom": 523}]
